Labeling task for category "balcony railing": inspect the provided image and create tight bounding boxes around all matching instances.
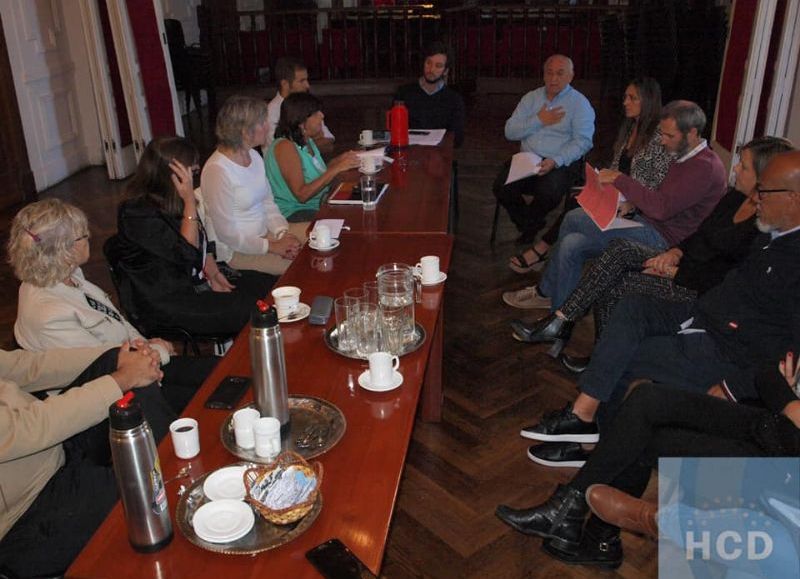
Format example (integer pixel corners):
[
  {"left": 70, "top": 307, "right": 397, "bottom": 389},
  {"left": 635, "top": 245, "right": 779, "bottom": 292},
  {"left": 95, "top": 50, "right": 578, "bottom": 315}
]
[{"left": 199, "top": 3, "right": 632, "bottom": 86}]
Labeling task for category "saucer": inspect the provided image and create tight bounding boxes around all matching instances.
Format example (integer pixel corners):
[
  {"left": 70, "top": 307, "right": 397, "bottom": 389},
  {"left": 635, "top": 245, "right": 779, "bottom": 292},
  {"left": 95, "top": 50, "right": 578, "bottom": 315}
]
[
  {"left": 421, "top": 272, "right": 447, "bottom": 286},
  {"left": 358, "top": 369, "right": 403, "bottom": 392},
  {"left": 192, "top": 499, "right": 255, "bottom": 543},
  {"left": 309, "top": 239, "right": 340, "bottom": 252},
  {"left": 203, "top": 466, "right": 248, "bottom": 501},
  {"left": 278, "top": 302, "right": 310, "bottom": 323}
]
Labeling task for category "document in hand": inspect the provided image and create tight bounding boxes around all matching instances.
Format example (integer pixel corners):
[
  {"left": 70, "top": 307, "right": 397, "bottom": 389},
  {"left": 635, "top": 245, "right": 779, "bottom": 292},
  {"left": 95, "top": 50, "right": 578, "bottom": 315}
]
[
  {"left": 576, "top": 163, "right": 643, "bottom": 231},
  {"left": 505, "top": 152, "right": 543, "bottom": 185}
]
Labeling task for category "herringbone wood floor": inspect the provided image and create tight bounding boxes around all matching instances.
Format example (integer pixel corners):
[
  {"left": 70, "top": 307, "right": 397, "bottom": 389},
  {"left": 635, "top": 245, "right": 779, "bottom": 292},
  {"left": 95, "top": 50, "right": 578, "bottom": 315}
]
[{"left": 0, "top": 90, "right": 658, "bottom": 578}]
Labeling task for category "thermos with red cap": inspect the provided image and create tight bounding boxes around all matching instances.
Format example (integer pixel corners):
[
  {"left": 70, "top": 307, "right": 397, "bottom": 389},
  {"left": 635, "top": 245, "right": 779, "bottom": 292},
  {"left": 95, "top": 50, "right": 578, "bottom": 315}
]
[
  {"left": 109, "top": 391, "right": 173, "bottom": 552},
  {"left": 386, "top": 100, "right": 409, "bottom": 148},
  {"left": 250, "top": 300, "right": 290, "bottom": 435}
]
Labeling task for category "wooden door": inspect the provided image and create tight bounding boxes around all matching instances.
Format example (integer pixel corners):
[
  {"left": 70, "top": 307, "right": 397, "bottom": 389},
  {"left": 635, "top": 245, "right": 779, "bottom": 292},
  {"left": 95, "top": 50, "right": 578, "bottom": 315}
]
[{"left": 0, "top": 10, "right": 34, "bottom": 210}]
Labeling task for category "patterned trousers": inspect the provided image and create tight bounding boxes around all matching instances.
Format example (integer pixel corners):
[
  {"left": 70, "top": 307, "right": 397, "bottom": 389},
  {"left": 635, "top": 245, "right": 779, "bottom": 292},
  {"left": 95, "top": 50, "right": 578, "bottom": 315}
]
[{"left": 559, "top": 238, "right": 697, "bottom": 336}]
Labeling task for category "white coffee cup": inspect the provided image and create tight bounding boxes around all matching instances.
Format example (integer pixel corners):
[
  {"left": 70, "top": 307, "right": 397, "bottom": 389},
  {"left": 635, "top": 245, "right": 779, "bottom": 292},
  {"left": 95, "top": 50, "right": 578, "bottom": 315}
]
[
  {"left": 271, "top": 286, "right": 301, "bottom": 318},
  {"left": 232, "top": 407, "right": 261, "bottom": 449},
  {"left": 368, "top": 351, "right": 400, "bottom": 389},
  {"left": 309, "top": 224, "right": 332, "bottom": 248},
  {"left": 360, "top": 155, "right": 377, "bottom": 174},
  {"left": 169, "top": 418, "right": 200, "bottom": 459},
  {"left": 415, "top": 255, "right": 441, "bottom": 284},
  {"left": 253, "top": 417, "right": 282, "bottom": 459},
  {"left": 359, "top": 129, "right": 374, "bottom": 146}
]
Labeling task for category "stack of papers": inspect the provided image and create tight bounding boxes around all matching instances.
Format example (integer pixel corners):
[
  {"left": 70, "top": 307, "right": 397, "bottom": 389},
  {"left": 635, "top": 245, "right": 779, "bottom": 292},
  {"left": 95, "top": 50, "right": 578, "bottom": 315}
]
[
  {"left": 505, "top": 152, "right": 543, "bottom": 185},
  {"left": 408, "top": 129, "right": 446, "bottom": 146},
  {"left": 576, "top": 164, "right": 643, "bottom": 231}
]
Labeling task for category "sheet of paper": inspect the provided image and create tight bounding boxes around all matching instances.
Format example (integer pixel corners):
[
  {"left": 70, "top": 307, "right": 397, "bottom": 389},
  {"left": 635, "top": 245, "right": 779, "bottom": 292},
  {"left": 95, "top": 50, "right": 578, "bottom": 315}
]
[
  {"left": 408, "top": 129, "right": 446, "bottom": 146},
  {"left": 505, "top": 152, "right": 543, "bottom": 185},
  {"left": 576, "top": 163, "right": 624, "bottom": 231},
  {"left": 356, "top": 147, "right": 393, "bottom": 165},
  {"left": 603, "top": 217, "right": 644, "bottom": 230},
  {"left": 313, "top": 219, "right": 346, "bottom": 238}
]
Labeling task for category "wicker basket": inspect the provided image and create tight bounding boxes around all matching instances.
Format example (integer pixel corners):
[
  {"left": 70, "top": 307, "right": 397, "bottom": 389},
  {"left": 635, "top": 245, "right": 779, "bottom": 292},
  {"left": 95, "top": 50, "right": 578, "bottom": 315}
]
[{"left": 243, "top": 451, "right": 323, "bottom": 525}]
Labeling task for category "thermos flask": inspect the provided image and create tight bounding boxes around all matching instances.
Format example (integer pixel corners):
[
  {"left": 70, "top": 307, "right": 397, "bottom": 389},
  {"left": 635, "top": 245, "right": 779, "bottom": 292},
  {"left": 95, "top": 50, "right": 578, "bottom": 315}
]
[
  {"left": 250, "top": 300, "right": 290, "bottom": 434},
  {"left": 386, "top": 100, "right": 409, "bottom": 148},
  {"left": 109, "top": 391, "right": 173, "bottom": 552}
]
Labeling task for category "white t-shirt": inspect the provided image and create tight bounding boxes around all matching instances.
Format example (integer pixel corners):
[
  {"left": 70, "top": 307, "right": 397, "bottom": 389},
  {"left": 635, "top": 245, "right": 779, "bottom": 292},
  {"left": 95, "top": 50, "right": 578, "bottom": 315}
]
[
  {"left": 266, "top": 92, "right": 335, "bottom": 149},
  {"left": 200, "top": 149, "right": 289, "bottom": 260}
]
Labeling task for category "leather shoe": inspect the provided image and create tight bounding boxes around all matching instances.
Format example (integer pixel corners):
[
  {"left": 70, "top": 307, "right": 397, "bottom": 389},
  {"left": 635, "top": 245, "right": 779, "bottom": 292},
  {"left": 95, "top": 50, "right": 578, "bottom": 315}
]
[
  {"left": 520, "top": 404, "right": 599, "bottom": 443},
  {"left": 495, "top": 484, "right": 588, "bottom": 552},
  {"left": 511, "top": 315, "right": 573, "bottom": 357},
  {"left": 502, "top": 285, "right": 552, "bottom": 310},
  {"left": 542, "top": 530, "right": 623, "bottom": 569},
  {"left": 586, "top": 484, "right": 658, "bottom": 539},
  {"left": 561, "top": 353, "right": 590, "bottom": 373},
  {"left": 527, "top": 442, "right": 591, "bottom": 468}
]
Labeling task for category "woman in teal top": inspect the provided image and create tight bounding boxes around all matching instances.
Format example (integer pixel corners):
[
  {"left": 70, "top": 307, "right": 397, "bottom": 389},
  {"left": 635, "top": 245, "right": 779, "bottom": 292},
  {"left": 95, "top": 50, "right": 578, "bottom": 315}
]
[{"left": 266, "top": 93, "right": 360, "bottom": 221}]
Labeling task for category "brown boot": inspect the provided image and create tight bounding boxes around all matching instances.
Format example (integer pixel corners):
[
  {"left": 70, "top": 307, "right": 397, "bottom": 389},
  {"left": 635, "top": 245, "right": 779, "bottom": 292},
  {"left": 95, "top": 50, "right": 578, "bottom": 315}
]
[{"left": 585, "top": 484, "right": 658, "bottom": 539}]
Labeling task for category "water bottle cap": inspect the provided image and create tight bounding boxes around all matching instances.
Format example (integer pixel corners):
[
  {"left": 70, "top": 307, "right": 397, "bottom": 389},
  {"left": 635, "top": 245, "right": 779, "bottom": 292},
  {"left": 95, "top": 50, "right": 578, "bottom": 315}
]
[
  {"left": 251, "top": 300, "right": 278, "bottom": 328},
  {"left": 109, "top": 392, "right": 145, "bottom": 430}
]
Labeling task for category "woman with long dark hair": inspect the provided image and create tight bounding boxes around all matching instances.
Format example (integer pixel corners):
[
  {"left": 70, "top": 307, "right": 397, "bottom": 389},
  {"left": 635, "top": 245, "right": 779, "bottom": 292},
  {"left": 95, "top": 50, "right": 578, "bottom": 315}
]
[{"left": 266, "top": 92, "right": 360, "bottom": 221}]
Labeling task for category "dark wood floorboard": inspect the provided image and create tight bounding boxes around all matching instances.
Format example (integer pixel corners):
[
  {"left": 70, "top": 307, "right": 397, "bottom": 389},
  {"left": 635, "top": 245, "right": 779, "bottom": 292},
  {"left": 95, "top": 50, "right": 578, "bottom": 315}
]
[{"left": 0, "top": 91, "right": 657, "bottom": 578}]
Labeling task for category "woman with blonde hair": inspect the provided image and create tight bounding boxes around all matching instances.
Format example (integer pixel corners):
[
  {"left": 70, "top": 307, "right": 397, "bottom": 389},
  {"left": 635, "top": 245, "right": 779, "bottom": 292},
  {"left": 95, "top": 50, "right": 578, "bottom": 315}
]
[
  {"left": 9, "top": 198, "right": 214, "bottom": 412},
  {"left": 201, "top": 95, "right": 305, "bottom": 275}
]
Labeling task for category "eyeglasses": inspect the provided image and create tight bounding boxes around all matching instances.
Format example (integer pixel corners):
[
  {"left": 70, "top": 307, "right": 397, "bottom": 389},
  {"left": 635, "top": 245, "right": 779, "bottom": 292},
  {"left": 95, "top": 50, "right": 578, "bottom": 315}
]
[
  {"left": 756, "top": 186, "right": 793, "bottom": 200},
  {"left": 74, "top": 234, "right": 90, "bottom": 242}
]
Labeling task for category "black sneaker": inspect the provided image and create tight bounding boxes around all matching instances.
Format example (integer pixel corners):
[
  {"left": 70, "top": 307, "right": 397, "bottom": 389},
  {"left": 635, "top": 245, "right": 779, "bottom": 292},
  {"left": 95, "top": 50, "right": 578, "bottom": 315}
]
[
  {"left": 520, "top": 404, "right": 599, "bottom": 443},
  {"left": 528, "top": 442, "right": 591, "bottom": 468}
]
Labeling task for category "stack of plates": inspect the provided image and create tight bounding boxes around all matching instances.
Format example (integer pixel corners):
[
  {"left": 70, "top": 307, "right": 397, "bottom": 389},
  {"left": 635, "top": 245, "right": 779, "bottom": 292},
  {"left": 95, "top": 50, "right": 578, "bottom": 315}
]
[
  {"left": 192, "top": 500, "right": 255, "bottom": 544},
  {"left": 192, "top": 465, "right": 254, "bottom": 544}
]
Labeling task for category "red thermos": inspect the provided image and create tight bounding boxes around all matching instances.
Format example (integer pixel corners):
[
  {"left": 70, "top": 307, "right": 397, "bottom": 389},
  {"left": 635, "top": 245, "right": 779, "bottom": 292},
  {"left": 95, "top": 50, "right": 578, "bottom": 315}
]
[{"left": 386, "top": 101, "right": 409, "bottom": 148}]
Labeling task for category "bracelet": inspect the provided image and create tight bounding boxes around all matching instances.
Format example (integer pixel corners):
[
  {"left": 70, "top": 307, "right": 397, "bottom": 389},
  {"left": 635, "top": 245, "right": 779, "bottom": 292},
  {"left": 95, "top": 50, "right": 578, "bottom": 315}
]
[{"left": 183, "top": 214, "right": 200, "bottom": 221}]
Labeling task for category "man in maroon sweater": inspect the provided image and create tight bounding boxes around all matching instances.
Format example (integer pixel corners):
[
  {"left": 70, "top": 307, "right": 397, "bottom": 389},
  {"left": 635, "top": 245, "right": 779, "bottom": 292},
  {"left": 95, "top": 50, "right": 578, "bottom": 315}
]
[{"left": 505, "top": 100, "right": 727, "bottom": 312}]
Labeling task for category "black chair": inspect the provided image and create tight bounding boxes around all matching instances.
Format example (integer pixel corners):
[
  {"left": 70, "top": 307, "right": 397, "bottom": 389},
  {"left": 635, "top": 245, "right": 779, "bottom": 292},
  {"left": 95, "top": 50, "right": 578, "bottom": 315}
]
[
  {"left": 103, "top": 235, "right": 235, "bottom": 356},
  {"left": 164, "top": 18, "right": 212, "bottom": 121}
]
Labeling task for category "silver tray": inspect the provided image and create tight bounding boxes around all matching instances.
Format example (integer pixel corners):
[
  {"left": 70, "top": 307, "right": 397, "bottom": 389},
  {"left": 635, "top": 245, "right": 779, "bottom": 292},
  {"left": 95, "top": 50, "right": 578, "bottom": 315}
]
[
  {"left": 323, "top": 323, "right": 426, "bottom": 360},
  {"left": 221, "top": 396, "right": 346, "bottom": 463},
  {"left": 175, "top": 462, "right": 322, "bottom": 555}
]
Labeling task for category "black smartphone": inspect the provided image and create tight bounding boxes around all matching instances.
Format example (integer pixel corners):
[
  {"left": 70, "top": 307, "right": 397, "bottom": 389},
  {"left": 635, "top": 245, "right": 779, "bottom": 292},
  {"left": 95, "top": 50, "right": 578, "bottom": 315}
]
[
  {"left": 306, "top": 538, "right": 376, "bottom": 579},
  {"left": 204, "top": 376, "right": 250, "bottom": 409}
]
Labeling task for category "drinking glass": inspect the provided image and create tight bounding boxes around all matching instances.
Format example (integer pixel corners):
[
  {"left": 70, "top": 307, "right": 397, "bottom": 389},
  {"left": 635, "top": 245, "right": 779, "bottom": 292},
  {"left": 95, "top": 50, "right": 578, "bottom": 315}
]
[
  {"left": 334, "top": 296, "right": 358, "bottom": 352},
  {"left": 360, "top": 174, "right": 378, "bottom": 210},
  {"left": 363, "top": 280, "right": 380, "bottom": 306},
  {"left": 356, "top": 303, "right": 381, "bottom": 358}
]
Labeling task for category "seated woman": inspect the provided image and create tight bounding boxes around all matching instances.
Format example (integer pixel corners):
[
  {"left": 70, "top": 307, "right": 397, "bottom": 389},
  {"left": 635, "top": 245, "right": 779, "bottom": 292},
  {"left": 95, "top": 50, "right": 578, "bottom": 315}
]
[
  {"left": 509, "top": 77, "right": 672, "bottom": 274},
  {"left": 9, "top": 199, "right": 214, "bottom": 413},
  {"left": 265, "top": 92, "right": 360, "bottom": 221},
  {"left": 495, "top": 357, "right": 799, "bottom": 571},
  {"left": 113, "top": 136, "right": 273, "bottom": 337},
  {"left": 201, "top": 95, "right": 304, "bottom": 275},
  {"left": 510, "top": 136, "right": 794, "bottom": 367}
]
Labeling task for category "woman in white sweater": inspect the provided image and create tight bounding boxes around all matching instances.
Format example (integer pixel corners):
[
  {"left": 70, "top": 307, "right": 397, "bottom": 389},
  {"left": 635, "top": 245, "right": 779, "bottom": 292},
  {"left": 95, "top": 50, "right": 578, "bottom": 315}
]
[
  {"left": 9, "top": 199, "right": 214, "bottom": 412},
  {"left": 201, "top": 95, "right": 306, "bottom": 275}
]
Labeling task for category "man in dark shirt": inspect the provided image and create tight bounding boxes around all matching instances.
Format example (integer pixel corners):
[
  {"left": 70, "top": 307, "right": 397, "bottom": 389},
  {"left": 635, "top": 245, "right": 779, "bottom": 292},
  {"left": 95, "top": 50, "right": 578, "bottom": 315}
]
[
  {"left": 394, "top": 41, "right": 465, "bottom": 147},
  {"left": 518, "top": 150, "right": 800, "bottom": 461}
]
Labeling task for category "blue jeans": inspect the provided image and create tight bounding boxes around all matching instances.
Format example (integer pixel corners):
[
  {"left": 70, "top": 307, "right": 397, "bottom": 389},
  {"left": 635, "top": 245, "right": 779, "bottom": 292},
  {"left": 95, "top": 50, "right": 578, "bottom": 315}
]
[{"left": 538, "top": 208, "right": 668, "bottom": 310}]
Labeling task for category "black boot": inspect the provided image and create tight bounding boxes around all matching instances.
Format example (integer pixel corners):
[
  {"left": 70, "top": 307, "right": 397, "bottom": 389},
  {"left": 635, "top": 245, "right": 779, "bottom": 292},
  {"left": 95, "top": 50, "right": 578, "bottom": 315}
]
[
  {"left": 561, "top": 353, "right": 590, "bottom": 374},
  {"left": 510, "top": 315, "right": 574, "bottom": 358},
  {"left": 542, "top": 514, "right": 623, "bottom": 569},
  {"left": 495, "top": 484, "right": 588, "bottom": 552}
]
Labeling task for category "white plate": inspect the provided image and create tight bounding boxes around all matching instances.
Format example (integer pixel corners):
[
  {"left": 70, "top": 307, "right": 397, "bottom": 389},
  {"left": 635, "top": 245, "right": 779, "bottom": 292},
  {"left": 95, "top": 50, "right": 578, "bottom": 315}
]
[
  {"left": 279, "top": 302, "right": 310, "bottom": 323},
  {"left": 308, "top": 239, "right": 340, "bottom": 252},
  {"left": 357, "top": 369, "right": 403, "bottom": 392},
  {"left": 421, "top": 272, "right": 447, "bottom": 286},
  {"left": 202, "top": 466, "right": 247, "bottom": 502},
  {"left": 192, "top": 499, "right": 255, "bottom": 543}
]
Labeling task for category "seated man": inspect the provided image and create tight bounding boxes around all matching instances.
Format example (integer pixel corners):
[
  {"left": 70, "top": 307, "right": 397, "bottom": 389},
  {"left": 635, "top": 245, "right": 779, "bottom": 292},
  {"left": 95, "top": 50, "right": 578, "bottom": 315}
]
[
  {"left": 0, "top": 341, "right": 172, "bottom": 577},
  {"left": 493, "top": 54, "right": 595, "bottom": 244},
  {"left": 266, "top": 57, "right": 335, "bottom": 155},
  {"left": 517, "top": 150, "right": 800, "bottom": 468},
  {"left": 506, "top": 100, "right": 727, "bottom": 312},
  {"left": 394, "top": 41, "right": 465, "bottom": 147}
]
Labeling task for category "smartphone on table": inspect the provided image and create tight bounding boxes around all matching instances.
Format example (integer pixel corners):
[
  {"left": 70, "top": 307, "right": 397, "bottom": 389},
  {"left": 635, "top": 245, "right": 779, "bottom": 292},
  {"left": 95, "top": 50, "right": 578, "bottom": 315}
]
[
  {"left": 306, "top": 538, "right": 376, "bottom": 579},
  {"left": 204, "top": 375, "right": 250, "bottom": 409}
]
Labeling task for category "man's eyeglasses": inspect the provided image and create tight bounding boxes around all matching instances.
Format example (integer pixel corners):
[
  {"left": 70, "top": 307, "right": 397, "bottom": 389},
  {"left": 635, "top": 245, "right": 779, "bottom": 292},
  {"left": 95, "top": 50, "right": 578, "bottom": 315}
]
[
  {"left": 756, "top": 186, "right": 793, "bottom": 200},
  {"left": 74, "top": 234, "right": 90, "bottom": 242}
]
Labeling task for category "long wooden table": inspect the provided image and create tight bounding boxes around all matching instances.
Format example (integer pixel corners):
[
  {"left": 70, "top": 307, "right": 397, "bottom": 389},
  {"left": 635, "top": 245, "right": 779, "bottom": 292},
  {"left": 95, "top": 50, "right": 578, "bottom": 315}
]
[{"left": 68, "top": 136, "right": 455, "bottom": 577}]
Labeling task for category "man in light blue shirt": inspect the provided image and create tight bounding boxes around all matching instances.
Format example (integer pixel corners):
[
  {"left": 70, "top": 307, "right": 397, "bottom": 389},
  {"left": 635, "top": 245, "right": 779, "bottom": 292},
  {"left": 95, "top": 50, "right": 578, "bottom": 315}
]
[{"left": 493, "top": 54, "right": 595, "bottom": 245}]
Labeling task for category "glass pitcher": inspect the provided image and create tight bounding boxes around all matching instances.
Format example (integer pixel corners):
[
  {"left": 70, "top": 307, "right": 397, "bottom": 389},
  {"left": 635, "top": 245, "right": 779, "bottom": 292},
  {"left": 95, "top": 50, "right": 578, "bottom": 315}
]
[{"left": 376, "top": 263, "right": 419, "bottom": 353}]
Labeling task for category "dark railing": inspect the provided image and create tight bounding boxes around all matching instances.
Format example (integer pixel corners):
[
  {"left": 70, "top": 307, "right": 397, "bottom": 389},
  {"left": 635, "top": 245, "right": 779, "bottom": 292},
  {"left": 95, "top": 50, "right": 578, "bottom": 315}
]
[{"left": 199, "top": 3, "right": 631, "bottom": 85}]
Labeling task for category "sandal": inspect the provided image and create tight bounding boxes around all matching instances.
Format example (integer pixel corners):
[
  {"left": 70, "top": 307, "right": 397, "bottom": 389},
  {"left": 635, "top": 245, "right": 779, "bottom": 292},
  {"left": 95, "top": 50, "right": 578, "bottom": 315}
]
[{"left": 508, "top": 247, "right": 549, "bottom": 274}]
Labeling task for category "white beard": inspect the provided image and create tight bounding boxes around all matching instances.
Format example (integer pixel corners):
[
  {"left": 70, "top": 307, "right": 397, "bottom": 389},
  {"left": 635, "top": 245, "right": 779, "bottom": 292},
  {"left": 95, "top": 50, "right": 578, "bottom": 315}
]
[{"left": 755, "top": 217, "right": 774, "bottom": 233}]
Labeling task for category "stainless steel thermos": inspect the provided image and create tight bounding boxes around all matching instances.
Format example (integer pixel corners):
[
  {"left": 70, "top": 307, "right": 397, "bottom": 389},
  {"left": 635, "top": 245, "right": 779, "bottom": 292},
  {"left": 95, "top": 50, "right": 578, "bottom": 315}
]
[
  {"left": 109, "top": 391, "right": 173, "bottom": 552},
  {"left": 250, "top": 300, "right": 290, "bottom": 433}
]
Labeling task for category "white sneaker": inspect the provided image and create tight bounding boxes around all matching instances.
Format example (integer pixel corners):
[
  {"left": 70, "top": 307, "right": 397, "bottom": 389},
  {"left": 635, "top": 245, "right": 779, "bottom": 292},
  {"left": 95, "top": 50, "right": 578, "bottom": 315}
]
[{"left": 502, "top": 285, "right": 552, "bottom": 309}]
